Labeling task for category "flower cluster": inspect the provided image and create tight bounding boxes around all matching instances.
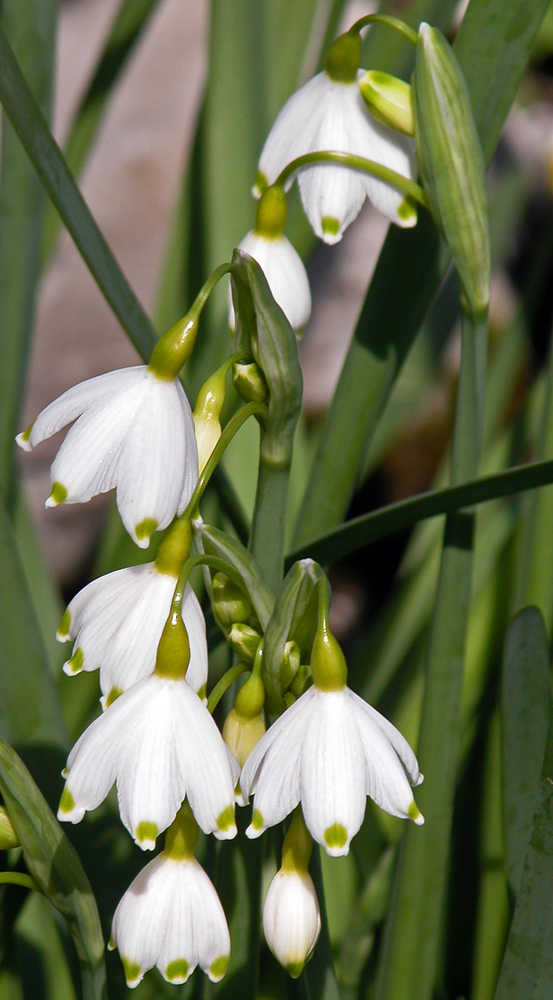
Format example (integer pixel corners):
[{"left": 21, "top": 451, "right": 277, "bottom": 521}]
[{"left": 15, "top": 20, "right": 428, "bottom": 989}]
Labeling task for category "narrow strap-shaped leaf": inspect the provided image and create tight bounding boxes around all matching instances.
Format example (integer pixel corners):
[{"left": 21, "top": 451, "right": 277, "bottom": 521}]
[
  {"left": 287, "top": 456, "right": 553, "bottom": 568},
  {"left": 501, "top": 607, "right": 551, "bottom": 903},
  {"left": 293, "top": 0, "right": 552, "bottom": 547},
  {"left": 0, "top": 738, "right": 105, "bottom": 1000},
  {"left": 495, "top": 693, "right": 553, "bottom": 1000},
  {"left": 0, "top": 23, "right": 157, "bottom": 358}
]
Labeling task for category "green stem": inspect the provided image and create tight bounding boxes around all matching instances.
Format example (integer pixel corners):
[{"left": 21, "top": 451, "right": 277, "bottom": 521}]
[
  {"left": 174, "top": 554, "right": 247, "bottom": 605},
  {"left": 249, "top": 459, "right": 290, "bottom": 594},
  {"left": 375, "top": 310, "right": 488, "bottom": 1000},
  {"left": 206, "top": 662, "right": 249, "bottom": 714},
  {"left": 275, "top": 151, "right": 429, "bottom": 209},
  {"left": 0, "top": 872, "right": 39, "bottom": 892},
  {"left": 184, "top": 401, "right": 267, "bottom": 520},
  {"left": 349, "top": 13, "right": 418, "bottom": 47},
  {"left": 191, "top": 262, "right": 234, "bottom": 317}
]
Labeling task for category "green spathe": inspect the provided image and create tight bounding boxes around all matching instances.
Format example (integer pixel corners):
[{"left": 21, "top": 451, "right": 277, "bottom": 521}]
[{"left": 413, "top": 23, "right": 490, "bottom": 319}]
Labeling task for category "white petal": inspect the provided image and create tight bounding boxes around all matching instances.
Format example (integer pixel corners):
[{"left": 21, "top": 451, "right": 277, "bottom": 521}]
[
  {"left": 349, "top": 696, "right": 422, "bottom": 823},
  {"left": 111, "top": 853, "right": 175, "bottom": 986},
  {"left": 116, "top": 374, "right": 197, "bottom": 547},
  {"left": 157, "top": 859, "right": 230, "bottom": 983},
  {"left": 229, "top": 233, "right": 311, "bottom": 333},
  {"left": 182, "top": 584, "right": 208, "bottom": 696},
  {"left": 22, "top": 367, "right": 144, "bottom": 450},
  {"left": 347, "top": 689, "right": 422, "bottom": 786},
  {"left": 256, "top": 74, "right": 330, "bottom": 192},
  {"left": 49, "top": 377, "right": 146, "bottom": 504},
  {"left": 176, "top": 382, "right": 199, "bottom": 514},
  {"left": 242, "top": 690, "right": 315, "bottom": 836},
  {"left": 300, "top": 690, "right": 366, "bottom": 856},
  {"left": 263, "top": 870, "right": 321, "bottom": 974}
]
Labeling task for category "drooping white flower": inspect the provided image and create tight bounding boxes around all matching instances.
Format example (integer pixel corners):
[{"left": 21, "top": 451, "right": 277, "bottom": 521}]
[
  {"left": 110, "top": 852, "right": 230, "bottom": 988},
  {"left": 254, "top": 70, "right": 417, "bottom": 243},
  {"left": 228, "top": 232, "right": 311, "bottom": 334},
  {"left": 263, "top": 868, "right": 321, "bottom": 978},
  {"left": 16, "top": 366, "right": 198, "bottom": 548},
  {"left": 58, "top": 673, "right": 240, "bottom": 848},
  {"left": 57, "top": 563, "right": 207, "bottom": 706},
  {"left": 241, "top": 686, "right": 423, "bottom": 856}
]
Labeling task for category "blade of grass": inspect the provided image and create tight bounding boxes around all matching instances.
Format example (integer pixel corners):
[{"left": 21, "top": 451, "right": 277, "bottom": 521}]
[
  {"left": 293, "top": 0, "right": 552, "bottom": 547},
  {"left": 0, "top": 0, "right": 56, "bottom": 496}
]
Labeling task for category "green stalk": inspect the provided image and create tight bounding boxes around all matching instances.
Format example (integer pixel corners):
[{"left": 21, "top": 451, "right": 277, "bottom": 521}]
[
  {"left": 375, "top": 310, "right": 488, "bottom": 1000},
  {"left": 0, "top": 873, "right": 39, "bottom": 892},
  {"left": 249, "top": 458, "right": 290, "bottom": 595},
  {"left": 275, "top": 151, "right": 429, "bottom": 209}
]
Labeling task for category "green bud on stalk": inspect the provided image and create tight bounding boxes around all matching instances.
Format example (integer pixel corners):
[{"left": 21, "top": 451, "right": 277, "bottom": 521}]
[
  {"left": 279, "top": 640, "right": 301, "bottom": 692},
  {"left": 0, "top": 806, "right": 19, "bottom": 849},
  {"left": 228, "top": 623, "right": 262, "bottom": 663},
  {"left": 212, "top": 572, "right": 253, "bottom": 629},
  {"left": 232, "top": 362, "right": 268, "bottom": 404},
  {"left": 359, "top": 71, "right": 414, "bottom": 136},
  {"left": 413, "top": 23, "right": 490, "bottom": 319}
]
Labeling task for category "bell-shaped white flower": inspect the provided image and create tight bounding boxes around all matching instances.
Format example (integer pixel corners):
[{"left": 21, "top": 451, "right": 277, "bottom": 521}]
[
  {"left": 241, "top": 685, "right": 423, "bottom": 856},
  {"left": 228, "top": 232, "right": 311, "bottom": 334},
  {"left": 241, "top": 618, "right": 423, "bottom": 856},
  {"left": 16, "top": 365, "right": 198, "bottom": 549},
  {"left": 262, "top": 808, "right": 321, "bottom": 978},
  {"left": 255, "top": 70, "right": 417, "bottom": 243},
  {"left": 58, "top": 672, "right": 240, "bottom": 849},
  {"left": 58, "top": 563, "right": 208, "bottom": 706},
  {"left": 110, "top": 805, "right": 230, "bottom": 988}
]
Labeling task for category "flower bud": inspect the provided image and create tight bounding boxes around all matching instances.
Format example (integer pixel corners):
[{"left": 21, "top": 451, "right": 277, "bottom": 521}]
[
  {"left": 263, "top": 810, "right": 321, "bottom": 978},
  {"left": 228, "top": 623, "right": 262, "bottom": 664},
  {"left": 290, "top": 663, "right": 312, "bottom": 698},
  {"left": 413, "top": 23, "right": 490, "bottom": 318},
  {"left": 193, "top": 369, "right": 227, "bottom": 473},
  {"left": 232, "top": 362, "right": 268, "bottom": 404},
  {"left": 0, "top": 806, "right": 19, "bottom": 849},
  {"left": 279, "top": 640, "right": 301, "bottom": 692},
  {"left": 359, "top": 71, "right": 414, "bottom": 136},
  {"left": 212, "top": 573, "right": 253, "bottom": 629},
  {"left": 223, "top": 707, "right": 266, "bottom": 770}
]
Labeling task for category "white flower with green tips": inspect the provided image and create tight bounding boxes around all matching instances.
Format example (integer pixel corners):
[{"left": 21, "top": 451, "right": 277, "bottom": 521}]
[
  {"left": 58, "top": 564, "right": 207, "bottom": 706},
  {"left": 16, "top": 365, "right": 198, "bottom": 548},
  {"left": 58, "top": 673, "right": 240, "bottom": 849},
  {"left": 228, "top": 232, "right": 311, "bottom": 334},
  {"left": 254, "top": 34, "right": 417, "bottom": 243},
  {"left": 110, "top": 806, "right": 230, "bottom": 989},
  {"left": 241, "top": 623, "right": 423, "bottom": 856}
]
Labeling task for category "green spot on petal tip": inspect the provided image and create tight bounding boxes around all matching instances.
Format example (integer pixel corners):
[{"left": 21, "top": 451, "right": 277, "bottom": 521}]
[
  {"left": 398, "top": 196, "right": 417, "bottom": 223},
  {"left": 166, "top": 959, "right": 190, "bottom": 983},
  {"left": 136, "top": 821, "right": 158, "bottom": 847},
  {"left": 134, "top": 517, "right": 158, "bottom": 545},
  {"left": 253, "top": 168, "right": 268, "bottom": 197},
  {"left": 47, "top": 481, "right": 68, "bottom": 506},
  {"left": 251, "top": 809, "right": 264, "bottom": 831},
  {"left": 59, "top": 787, "right": 75, "bottom": 815},
  {"left": 56, "top": 609, "right": 71, "bottom": 641},
  {"left": 409, "top": 801, "right": 424, "bottom": 825},
  {"left": 66, "top": 647, "right": 84, "bottom": 674},
  {"left": 209, "top": 955, "right": 229, "bottom": 982},
  {"left": 122, "top": 959, "right": 141, "bottom": 985},
  {"left": 286, "top": 960, "right": 305, "bottom": 979},
  {"left": 321, "top": 215, "right": 340, "bottom": 236},
  {"left": 105, "top": 687, "right": 123, "bottom": 708},
  {"left": 216, "top": 805, "right": 235, "bottom": 832},
  {"left": 324, "top": 823, "right": 348, "bottom": 850}
]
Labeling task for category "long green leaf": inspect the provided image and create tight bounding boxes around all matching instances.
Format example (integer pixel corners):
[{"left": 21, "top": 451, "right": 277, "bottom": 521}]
[
  {"left": 0, "top": 0, "right": 55, "bottom": 494},
  {"left": 495, "top": 692, "right": 553, "bottom": 1000},
  {"left": 287, "top": 456, "right": 553, "bottom": 567},
  {"left": 293, "top": 0, "right": 552, "bottom": 546},
  {"left": 501, "top": 606, "right": 551, "bottom": 903},
  {"left": 0, "top": 737, "right": 105, "bottom": 1000}
]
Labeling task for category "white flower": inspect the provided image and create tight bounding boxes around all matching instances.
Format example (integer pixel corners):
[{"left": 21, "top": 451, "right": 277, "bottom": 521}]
[
  {"left": 263, "top": 868, "right": 321, "bottom": 978},
  {"left": 16, "top": 366, "right": 198, "bottom": 548},
  {"left": 228, "top": 232, "right": 311, "bottom": 334},
  {"left": 58, "top": 563, "right": 208, "bottom": 706},
  {"left": 110, "top": 851, "right": 230, "bottom": 988},
  {"left": 255, "top": 71, "right": 417, "bottom": 243},
  {"left": 241, "top": 686, "right": 423, "bottom": 856},
  {"left": 58, "top": 674, "right": 240, "bottom": 848}
]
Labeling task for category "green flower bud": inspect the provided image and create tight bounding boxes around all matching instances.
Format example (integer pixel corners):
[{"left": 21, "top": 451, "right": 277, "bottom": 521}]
[
  {"left": 235, "top": 670, "right": 265, "bottom": 718},
  {"left": 254, "top": 186, "right": 287, "bottom": 239},
  {"left": 413, "top": 23, "right": 490, "bottom": 319},
  {"left": 223, "top": 708, "right": 266, "bottom": 768},
  {"left": 359, "top": 71, "right": 414, "bottom": 136},
  {"left": 193, "top": 368, "right": 227, "bottom": 473},
  {"left": 228, "top": 623, "right": 262, "bottom": 664},
  {"left": 212, "top": 572, "right": 253, "bottom": 629},
  {"left": 281, "top": 808, "right": 312, "bottom": 874},
  {"left": 232, "top": 362, "right": 268, "bottom": 404},
  {"left": 290, "top": 663, "right": 312, "bottom": 698},
  {"left": 325, "top": 31, "right": 362, "bottom": 83},
  {"left": 0, "top": 806, "right": 19, "bottom": 850}
]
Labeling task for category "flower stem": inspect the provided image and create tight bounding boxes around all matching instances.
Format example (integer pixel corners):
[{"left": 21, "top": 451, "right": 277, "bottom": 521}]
[
  {"left": 275, "top": 151, "right": 429, "bottom": 209},
  {"left": 0, "top": 872, "right": 39, "bottom": 891},
  {"left": 207, "top": 662, "right": 249, "bottom": 714},
  {"left": 191, "top": 262, "right": 234, "bottom": 317},
  {"left": 349, "top": 13, "right": 418, "bottom": 47}
]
